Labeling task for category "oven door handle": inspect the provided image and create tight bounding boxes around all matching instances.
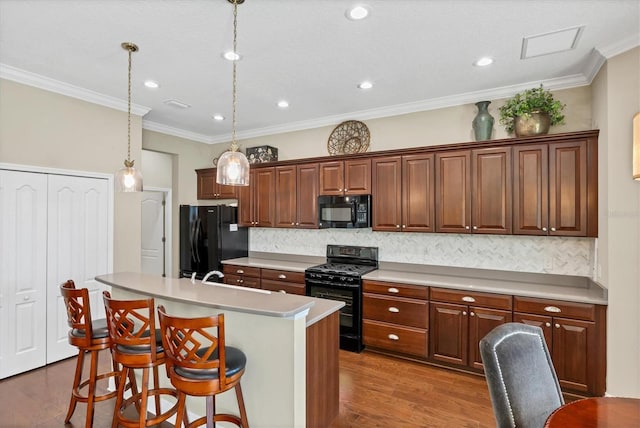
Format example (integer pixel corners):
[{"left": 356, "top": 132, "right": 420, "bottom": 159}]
[{"left": 351, "top": 200, "right": 357, "bottom": 224}]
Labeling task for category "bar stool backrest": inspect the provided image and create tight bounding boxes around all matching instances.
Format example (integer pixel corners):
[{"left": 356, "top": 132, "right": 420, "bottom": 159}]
[
  {"left": 60, "top": 279, "right": 93, "bottom": 348},
  {"left": 102, "top": 290, "right": 159, "bottom": 363},
  {"left": 157, "top": 305, "right": 229, "bottom": 390}
]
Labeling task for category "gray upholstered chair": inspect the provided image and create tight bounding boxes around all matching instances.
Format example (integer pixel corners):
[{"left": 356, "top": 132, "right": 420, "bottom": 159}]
[{"left": 479, "top": 323, "right": 564, "bottom": 428}]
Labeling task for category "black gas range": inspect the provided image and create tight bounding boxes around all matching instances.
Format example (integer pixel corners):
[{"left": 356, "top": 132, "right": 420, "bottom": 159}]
[{"left": 305, "top": 245, "right": 378, "bottom": 352}]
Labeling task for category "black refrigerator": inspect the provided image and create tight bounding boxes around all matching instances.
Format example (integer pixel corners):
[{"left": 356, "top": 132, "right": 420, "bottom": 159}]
[{"left": 179, "top": 205, "right": 248, "bottom": 279}]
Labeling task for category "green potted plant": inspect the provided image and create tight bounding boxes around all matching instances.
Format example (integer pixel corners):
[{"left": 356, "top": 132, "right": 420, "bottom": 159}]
[{"left": 499, "top": 85, "right": 566, "bottom": 136}]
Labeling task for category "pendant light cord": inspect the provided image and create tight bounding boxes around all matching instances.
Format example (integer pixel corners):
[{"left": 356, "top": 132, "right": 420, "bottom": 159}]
[
  {"left": 230, "top": 0, "right": 239, "bottom": 152},
  {"left": 127, "top": 45, "right": 132, "bottom": 163}
]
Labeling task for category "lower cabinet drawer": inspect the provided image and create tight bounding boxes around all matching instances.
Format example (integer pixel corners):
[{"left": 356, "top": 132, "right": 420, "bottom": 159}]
[
  {"left": 224, "top": 274, "right": 261, "bottom": 289},
  {"left": 261, "top": 279, "right": 305, "bottom": 295},
  {"left": 363, "top": 293, "right": 428, "bottom": 328},
  {"left": 223, "top": 264, "right": 261, "bottom": 278},
  {"left": 363, "top": 319, "right": 427, "bottom": 358}
]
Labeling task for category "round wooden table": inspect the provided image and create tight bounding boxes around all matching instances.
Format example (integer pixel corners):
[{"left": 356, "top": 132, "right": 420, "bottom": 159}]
[{"left": 544, "top": 397, "right": 640, "bottom": 427}]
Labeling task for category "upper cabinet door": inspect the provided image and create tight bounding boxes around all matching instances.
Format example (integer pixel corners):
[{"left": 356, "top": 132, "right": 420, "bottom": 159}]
[
  {"left": 196, "top": 169, "right": 238, "bottom": 200},
  {"left": 471, "top": 147, "right": 512, "bottom": 234},
  {"left": 513, "top": 144, "right": 549, "bottom": 235},
  {"left": 254, "top": 167, "right": 276, "bottom": 227},
  {"left": 403, "top": 153, "right": 435, "bottom": 232},
  {"left": 372, "top": 156, "right": 402, "bottom": 231},
  {"left": 296, "top": 163, "right": 319, "bottom": 228},
  {"left": 549, "top": 141, "right": 587, "bottom": 236},
  {"left": 344, "top": 159, "right": 371, "bottom": 195},
  {"left": 319, "top": 161, "right": 344, "bottom": 195},
  {"left": 436, "top": 150, "right": 471, "bottom": 233},
  {"left": 274, "top": 166, "right": 297, "bottom": 228}
]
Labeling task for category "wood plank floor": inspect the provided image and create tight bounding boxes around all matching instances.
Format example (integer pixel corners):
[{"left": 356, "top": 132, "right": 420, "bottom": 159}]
[{"left": 0, "top": 349, "right": 496, "bottom": 427}]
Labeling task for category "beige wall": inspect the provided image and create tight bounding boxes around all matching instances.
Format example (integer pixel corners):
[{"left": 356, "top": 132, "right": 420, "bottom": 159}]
[
  {"left": 237, "top": 86, "right": 592, "bottom": 161},
  {"left": 0, "top": 79, "right": 142, "bottom": 272},
  {"left": 593, "top": 47, "right": 640, "bottom": 397}
]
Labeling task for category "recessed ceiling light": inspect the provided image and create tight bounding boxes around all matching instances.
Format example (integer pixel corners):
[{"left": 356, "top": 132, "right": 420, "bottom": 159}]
[
  {"left": 223, "top": 51, "right": 241, "bottom": 61},
  {"left": 277, "top": 100, "right": 289, "bottom": 108},
  {"left": 144, "top": 80, "right": 159, "bottom": 89},
  {"left": 346, "top": 5, "right": 370, "bottom": 20},
  {"left": 212, "top": 114, "right": 225, "bottom": 121},
  {"left": 474, "top": 57, "right": 494, "bottom": 67},
  {"left": 358, "top": 81, "right": 373, "bottom": 89},
  {"left": 163, "top": 99, "right": 191, "bottom": 109}
]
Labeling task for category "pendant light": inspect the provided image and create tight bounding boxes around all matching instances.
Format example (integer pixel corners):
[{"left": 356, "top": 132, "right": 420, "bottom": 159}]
[
  {"left": 115, "top": 42, "right": 143, "bottom": 192},
  {"left": 216, "top": 0, "right": 250, "bottom": 186}
]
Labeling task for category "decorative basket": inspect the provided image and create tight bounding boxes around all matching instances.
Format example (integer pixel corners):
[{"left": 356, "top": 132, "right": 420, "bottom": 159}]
[{"left": 327, "top": 120, "right": 370, "bottom": 155}]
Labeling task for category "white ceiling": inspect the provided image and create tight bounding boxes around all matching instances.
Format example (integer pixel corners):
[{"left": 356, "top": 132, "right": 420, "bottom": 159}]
[{"left": 1, "top": 0, "right": 639, "bottom": 144}]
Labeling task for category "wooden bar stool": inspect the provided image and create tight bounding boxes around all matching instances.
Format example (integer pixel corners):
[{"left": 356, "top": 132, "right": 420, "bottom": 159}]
[
  {"left": 157, "top": 305, "right": 249, "bottom": 428},
  {"left": 102, "top": 291, "right": 180, "bottom": 428},
  {"left": 60, "top": 280, "right": 121, "bottom": 428}
]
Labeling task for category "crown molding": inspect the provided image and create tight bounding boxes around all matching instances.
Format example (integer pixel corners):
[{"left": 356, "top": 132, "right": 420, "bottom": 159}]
[
  {"left": 142, "top": 120, "right": 213, "bottom": 144},
  {"left": 596, "top": 32, "right": 640, "bottom": 59},
  {"left": 0, "top": 63, "right": 150, "bottom": 116}
]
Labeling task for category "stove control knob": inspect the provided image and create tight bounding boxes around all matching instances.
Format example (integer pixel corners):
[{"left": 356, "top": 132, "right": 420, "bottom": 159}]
[{"left": 340, "top": 277, "right": 346, "bottom": 282}]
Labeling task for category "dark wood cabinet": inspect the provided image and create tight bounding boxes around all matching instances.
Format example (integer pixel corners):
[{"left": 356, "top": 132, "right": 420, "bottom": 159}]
[
  {"left": 362, "top": 280, "right": 429, "bottom": 358},
  {"left": 222, "top": 264, "right": 261, "bottom": 289},
  {"left": 274, "top": 163, "right": 318, "bottom": 228},
  {"left": 435, "top": 148, "right": 511, "bottom": 234},
  {"left": 513, "top": 296, "right": 605, "bottom": 396},
  {"left": 513, "top": 137, "right": 597, "bottom": 237},
  {"left": 196, "top": 168, "right": 238, "bottom": 200},
  {"left": 372, "top": 154, "right": 435, "bottom": 232},
  {"left": 261, "top": 269, "right": 306, "bottom": 295},
  {"left": 429, "top": 288, "right": 512, "bottom": 372},
  {"left": 319, "top": 159, "right": 371, "bottom": 195},
  {"left": 238, "top": 168, "right": 275, "bottom": 227}
]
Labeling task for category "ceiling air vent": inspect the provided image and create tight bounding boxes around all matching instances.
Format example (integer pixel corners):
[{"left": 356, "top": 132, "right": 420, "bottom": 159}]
[
  {"left": 163, "top": 99, "right": 191, "bottom": 109},
  {"left": 521, "top": 26, "right": 584, "bottom": 59}
]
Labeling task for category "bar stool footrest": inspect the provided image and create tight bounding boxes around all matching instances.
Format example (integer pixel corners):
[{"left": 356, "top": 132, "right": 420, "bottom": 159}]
[
  {"left": 188, "top": 413, "right": 243, "bottom": 428},
  {"left": 115, "top": 388, "right": 180, "bottom": 428}
]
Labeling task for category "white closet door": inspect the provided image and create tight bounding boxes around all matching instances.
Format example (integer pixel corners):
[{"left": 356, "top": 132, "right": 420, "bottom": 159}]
[
  {"left": 141, "top": 191, "right": 165, "bottom": 276},
  {"left": 0, "top": 170, "right": 48, "bottom": 379},
  {"left": 46, "top": 174, "right": 109, "bottom": 363}
]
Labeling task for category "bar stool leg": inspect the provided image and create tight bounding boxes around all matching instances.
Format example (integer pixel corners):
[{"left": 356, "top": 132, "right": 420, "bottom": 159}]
[
  {"left": 112, "top": 366, "right": 129, "bottom": 428},
  {"left": 84, "top": 349, "right": 100, "bottom": 428},
  {"left": 139, "top": 367, "right": 150, "bottom": 427},
  {"left": 206, "top": 395, "right": 215, "bottom": 428},
  {"left": 235, "top": 383, "right": 249, "bottom": 428},
  {"left": 152, "top": 365, "right": 162, "bottom": 416},
  {"left": 64, "top": 349, "right": 86, "bottom": 423}
]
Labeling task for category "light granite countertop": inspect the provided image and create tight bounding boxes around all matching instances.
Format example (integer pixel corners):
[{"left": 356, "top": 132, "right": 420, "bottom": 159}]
[
  {"left": 96, "top": 272, "right": 343, "bottom": 327},
  {"left": 223, "top": 254, "right": 608, "bottom": 305}
]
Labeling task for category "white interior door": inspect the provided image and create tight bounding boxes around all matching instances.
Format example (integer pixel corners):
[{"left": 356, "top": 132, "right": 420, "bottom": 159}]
[
  {"left": 0, "top": 170, "right": 48, "bottom": 379},
  {"left": 141, "top": 191, "right": 166, "bottom": 276},
  {"left": 46, "top": 174, "right": 109, "bottom": 363}
]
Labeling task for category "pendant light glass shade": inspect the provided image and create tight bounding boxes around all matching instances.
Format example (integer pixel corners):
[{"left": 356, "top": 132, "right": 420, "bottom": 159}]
[
  {"left": 116, "top": 42, "right": 143, "bottom": 192},
  {"left": 115, "top": 161, "right": 144, "bottom": 192},
  {"left": 633, "top": 112, "right": 639, "bottom": 181},
  {"left": 216, "top": 0, "right": 250, "bottom": 187},
  {"left": 216, "top": 150, "right": 250, "bottom": 186}
]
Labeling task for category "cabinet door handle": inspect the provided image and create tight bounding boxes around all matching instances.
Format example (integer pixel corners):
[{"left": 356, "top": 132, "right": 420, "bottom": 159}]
[
  {"left": 23, "top": 295, "right": 29, "bottom": 301},
  {"left": 296, "top": 222, "right": 299, "bottom": 226},
  {"left": 388, "top": 307, "right": 400, "bottom": 313},
  {"left": 291, "top": 222, "right": 295, "bottom": 225},
  {"left": 463, "top": 311, "right": 467, "bottom": 316},
  {"left": 396, "top": 225, "right": 400, "bottom": 228},
  {"left": 388, "top": 334, "right": 400, "bottom": 341},
  {"left": 554, "top": 323, "right": 560, "bottom": 328},
  {"left": 473, "top": 226, "right": 478, "bottom": 230},
  {"left": 237, "top": 269, "right": 244, "bottom": 274},
  {"left": 402, "top": 225, "right": 406, "bottom": 228},
  {"left": 542, "top": 227, "right": 548, "bottom": 232},
  {"left": 544, "top": 306, "right": 561, "bottom": 313},
  {"left": 462, "top": 296, "right": 476, "bottom": 303},
  {"left": 278, "top": 274, "right": 286, "bottom": 279},
  {"left": 388, "top": 287, "right": 399, "bottom": 293},
  {"left": 470, "top": 311, "right": 475, "bottom": 316},
  {"left": 545, "top": 322, "right": 551, "bottom": 327},
  {"left": 465, "top": 226, "right": 470, "bottom": 230},
  {"left": 551, "top": 227, "right": 557, "bottom": 232}
]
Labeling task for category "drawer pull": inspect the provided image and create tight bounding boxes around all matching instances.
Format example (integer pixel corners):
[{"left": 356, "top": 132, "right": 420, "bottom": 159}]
[
  {"left": 462, "top": 296, "right": 476, "bottom": 303},
  {"left": 388, "top": 287, "right": 400, "bottom": 294},
  {"left": 545, "top": 322, "right": 551, "bottom": 327},
  {"left": 388, "top": 334, "right": 399, "bottom": 341},
  {"left": 470, "top": 311, "right": 475, "bottom": 317},
  {"left": 278, "top": 274, "right": 287, "bottom": 279},
  {"left": 237, "top": 269, "right": 244, "bottom": 274},
  {"left": 555, "top": 323, "right": 560, "bottom": 328},
  {"left": 463, "top": 311, "right": 467, "bottom": 316},
  {"left": 388, "top": 307, "right": 400, "bottom": 313},
  {"left": 544, "top": 306, "right": 561, "bottom": 313}
]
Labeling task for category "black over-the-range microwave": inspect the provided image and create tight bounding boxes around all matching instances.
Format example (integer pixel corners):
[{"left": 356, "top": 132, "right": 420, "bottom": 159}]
[{"left": 318, "top": 194, "right": 372, "bottom": 228}]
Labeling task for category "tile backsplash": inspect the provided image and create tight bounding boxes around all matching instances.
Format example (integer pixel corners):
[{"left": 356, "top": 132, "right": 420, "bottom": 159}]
[{"left": 249, "top": 228, "right": 595, "bottom": 277}]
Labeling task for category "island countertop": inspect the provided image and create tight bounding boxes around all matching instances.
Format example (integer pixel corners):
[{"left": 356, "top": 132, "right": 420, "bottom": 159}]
[{"left": 96, "top": 272, "right": 343, "bottom": 325}]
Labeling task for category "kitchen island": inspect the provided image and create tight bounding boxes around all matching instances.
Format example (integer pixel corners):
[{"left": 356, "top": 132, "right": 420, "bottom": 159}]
[{"left": 96, "top": 272, "right": 343, "bottom": 428}]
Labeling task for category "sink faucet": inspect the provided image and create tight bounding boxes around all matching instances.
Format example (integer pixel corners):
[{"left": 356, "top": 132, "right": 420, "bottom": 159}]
[{"left": 202, "top": 270, "right": 224, "bottom": 283}]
